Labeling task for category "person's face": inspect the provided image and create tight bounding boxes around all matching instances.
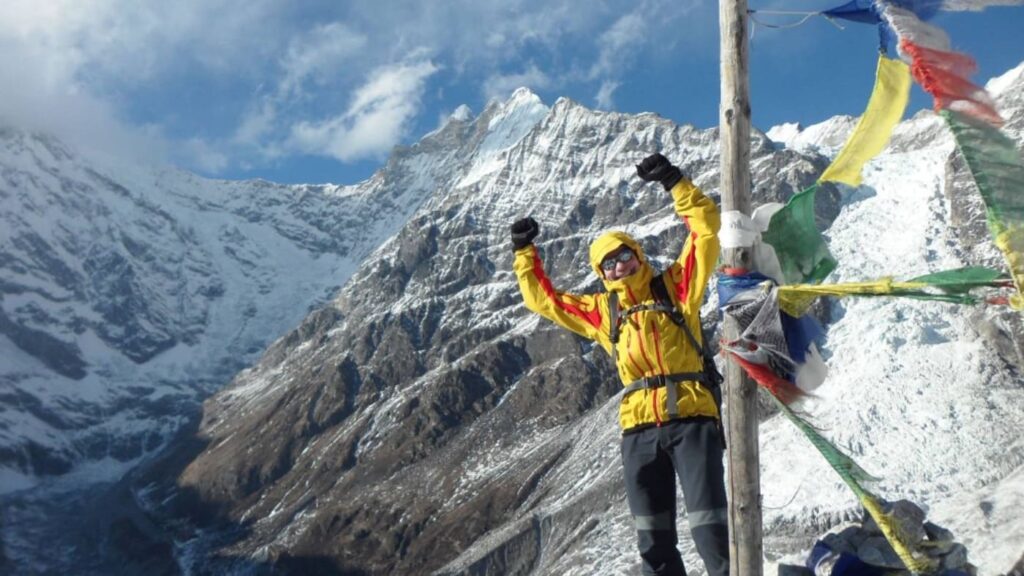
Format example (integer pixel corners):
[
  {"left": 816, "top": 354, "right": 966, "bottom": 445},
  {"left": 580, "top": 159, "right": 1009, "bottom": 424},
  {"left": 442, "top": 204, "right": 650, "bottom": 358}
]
[{"left": 601, "top": 247, "right": 640, "bottom": 280}]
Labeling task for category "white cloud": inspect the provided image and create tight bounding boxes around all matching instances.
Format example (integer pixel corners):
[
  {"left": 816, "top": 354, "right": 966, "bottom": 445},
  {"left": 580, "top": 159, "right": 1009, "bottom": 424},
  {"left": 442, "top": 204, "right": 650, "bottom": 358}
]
[
  {"left": 0, "top": 0, "right": 717, "bottom": 174},
  {"left": 483, "top": 64, "right": 552, "bottom": 102},
  {"left": 278, "top": 22, "right": 368, "bottom": 100},
  {"left": 0, "top": 35, "right": 167, "bottom": 164},
  {"left": 180, "top": 137, "right": 230, "bottom": 173},
  {"left": 232, "top": 22, "right": 368, "bottom": 150},
  {"left": 233, "top": 100, "right": 278, "bottom": 147},
  {"left": 1, "top": 0, "right": 287, "bottom": 84},
  {"left": 595, "top": 80, "right": 620, "bottom": 110},
  {"left": 0, "top": 2, "right": 136, "bottom": 157},
  {"left": 590, "top": 13, "right": 646, "bottom": 80},
  {"left": 0, "top": 0, "right": 286, "bottom": 168},
  {"left": 287, "top": 60, "right": 440, "bottom": 162}
]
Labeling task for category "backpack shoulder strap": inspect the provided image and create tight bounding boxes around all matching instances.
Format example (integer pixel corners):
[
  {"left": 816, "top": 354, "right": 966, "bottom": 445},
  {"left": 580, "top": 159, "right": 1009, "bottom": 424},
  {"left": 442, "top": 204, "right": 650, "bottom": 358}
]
[
  {"left": 649, "top": 273, "right": 725, "bottom": 444},
  {"left": 608, "top": 290, "right": 620, "bottom": 365},
  {"left": 609, "top": 291, "right": 620, "bottom": 342},
  {"left": 650, "top": 274, "right": 705, "bottom": 358}
]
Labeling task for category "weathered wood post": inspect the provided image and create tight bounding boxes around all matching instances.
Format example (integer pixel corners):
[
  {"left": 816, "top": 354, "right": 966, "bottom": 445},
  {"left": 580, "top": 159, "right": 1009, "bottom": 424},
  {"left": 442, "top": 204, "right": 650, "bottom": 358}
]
[{"left": 718, "top": 0, "right": 764, "bottom": 574}]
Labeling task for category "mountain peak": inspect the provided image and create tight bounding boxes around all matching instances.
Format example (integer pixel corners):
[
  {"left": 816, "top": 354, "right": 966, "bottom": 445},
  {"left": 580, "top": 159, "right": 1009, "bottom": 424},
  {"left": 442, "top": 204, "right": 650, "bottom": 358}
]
[
  {"left": 449, "top": 104, "right": 473, "bottom": 122},
  {"left": 765, "top": 122, "right": 803, "bottom": 148},
  {"left": 479, "top": 88, "right": 549, "bottom": 150},
  {"left": 506, "top": 86, "right": 541, "bottom": 105},
  {"left": 987, "top": 59, "right": 1024, "bottom": 97},
  {"left": 770, "top": 115, "right": 857, "bottom": 154}
]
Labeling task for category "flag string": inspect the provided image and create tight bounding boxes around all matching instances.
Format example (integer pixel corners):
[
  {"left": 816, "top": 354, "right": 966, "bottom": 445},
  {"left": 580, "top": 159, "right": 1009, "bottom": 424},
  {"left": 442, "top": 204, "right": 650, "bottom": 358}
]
[{"left": 747, "top": 9, "right": 846, "bottom": 30}]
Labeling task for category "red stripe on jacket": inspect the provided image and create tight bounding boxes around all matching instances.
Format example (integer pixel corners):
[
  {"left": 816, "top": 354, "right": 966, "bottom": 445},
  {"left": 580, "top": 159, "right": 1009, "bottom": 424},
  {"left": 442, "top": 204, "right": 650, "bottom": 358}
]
[
  {"left": 532, "top": 252, "right": 602, "bottom": 329},
  {"left": 675, "top": 220, "right": 699, "bottom": 305}
]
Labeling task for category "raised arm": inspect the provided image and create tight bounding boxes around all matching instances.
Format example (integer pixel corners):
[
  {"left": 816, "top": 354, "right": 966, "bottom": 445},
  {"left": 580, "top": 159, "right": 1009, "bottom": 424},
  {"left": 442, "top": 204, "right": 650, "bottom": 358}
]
[
  {"left": 637, "top": 153, "right": 721, "bottom": 315},
  {"left": 511, "top": 217, "right": 605, "bottom": 342}
]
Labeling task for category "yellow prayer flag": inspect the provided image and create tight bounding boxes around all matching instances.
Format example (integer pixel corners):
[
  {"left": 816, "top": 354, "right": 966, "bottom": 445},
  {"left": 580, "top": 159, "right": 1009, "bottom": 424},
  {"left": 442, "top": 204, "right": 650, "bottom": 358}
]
[{"left": 819, "top": 55, "right": 911, "bottom": 186}]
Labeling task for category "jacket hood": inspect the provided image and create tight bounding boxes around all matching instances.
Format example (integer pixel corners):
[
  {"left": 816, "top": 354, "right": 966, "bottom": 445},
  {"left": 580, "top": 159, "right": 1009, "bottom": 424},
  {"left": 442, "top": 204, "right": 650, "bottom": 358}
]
[{"left": 589, "top": 230, "right": 654, "bottom": 293}]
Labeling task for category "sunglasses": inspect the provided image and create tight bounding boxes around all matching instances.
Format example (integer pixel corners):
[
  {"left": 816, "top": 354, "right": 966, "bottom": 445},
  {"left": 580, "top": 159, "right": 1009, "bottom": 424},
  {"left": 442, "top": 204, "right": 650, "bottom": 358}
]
[{"left": 600, "top": 249, "right": 635, "bottom": 272}]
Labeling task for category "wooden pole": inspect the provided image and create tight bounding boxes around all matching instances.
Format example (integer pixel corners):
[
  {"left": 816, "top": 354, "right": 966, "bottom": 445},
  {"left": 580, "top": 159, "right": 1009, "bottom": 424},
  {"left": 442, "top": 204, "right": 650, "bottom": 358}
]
[{"left": 718, "top": 0, "right": 763, "bottom": 574}]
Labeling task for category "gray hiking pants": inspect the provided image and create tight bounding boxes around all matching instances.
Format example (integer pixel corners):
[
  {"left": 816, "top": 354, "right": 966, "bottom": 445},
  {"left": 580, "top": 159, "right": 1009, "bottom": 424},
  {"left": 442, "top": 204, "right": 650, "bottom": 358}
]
[{"left": 621, "top": 417, "right": 729, "bottom": 576}]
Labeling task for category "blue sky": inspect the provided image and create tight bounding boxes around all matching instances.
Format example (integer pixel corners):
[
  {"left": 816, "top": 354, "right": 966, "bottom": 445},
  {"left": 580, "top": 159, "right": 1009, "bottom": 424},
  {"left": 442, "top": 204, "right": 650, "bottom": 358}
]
[{"left": 1, "top": 1, "right": 1021, "bottom": 185}]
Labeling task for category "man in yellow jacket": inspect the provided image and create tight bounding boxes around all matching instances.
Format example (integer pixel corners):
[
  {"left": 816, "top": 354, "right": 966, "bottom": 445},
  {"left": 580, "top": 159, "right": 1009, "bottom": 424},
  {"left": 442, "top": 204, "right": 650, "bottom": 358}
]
[{"left": 511, "top": 153, "right": 727, "bottom": 576}]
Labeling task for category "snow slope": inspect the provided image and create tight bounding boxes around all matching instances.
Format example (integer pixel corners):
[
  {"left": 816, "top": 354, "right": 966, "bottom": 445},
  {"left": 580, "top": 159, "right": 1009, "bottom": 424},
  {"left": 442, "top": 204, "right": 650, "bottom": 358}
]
[{"left": 0, "top": 127, "right": 441, "bottom": 494}]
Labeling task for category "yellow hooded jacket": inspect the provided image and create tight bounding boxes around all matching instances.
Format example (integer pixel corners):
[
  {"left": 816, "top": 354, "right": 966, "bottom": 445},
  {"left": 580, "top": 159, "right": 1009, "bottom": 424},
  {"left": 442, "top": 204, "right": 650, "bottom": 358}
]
[{"left": 513, "top": 178, "right": 721, "bottom": 432}]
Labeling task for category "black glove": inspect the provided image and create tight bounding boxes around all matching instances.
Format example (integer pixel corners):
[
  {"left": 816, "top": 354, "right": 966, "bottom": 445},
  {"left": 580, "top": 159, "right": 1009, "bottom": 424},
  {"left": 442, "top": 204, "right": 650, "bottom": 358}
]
[
  {"left": 636, "top": 152, "right": 684, "bottom": 191},
  {"left": 510, "top": 217, "right": 539, "bottom": 250}
]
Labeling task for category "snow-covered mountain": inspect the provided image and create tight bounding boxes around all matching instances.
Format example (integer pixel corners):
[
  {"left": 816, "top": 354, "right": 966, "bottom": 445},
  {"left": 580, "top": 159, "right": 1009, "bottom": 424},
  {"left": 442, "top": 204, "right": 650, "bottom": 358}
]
[
  {"left": 0, "top": 125, "right": 454, "bottom": 495},
  {"left": 3, "top": 62, "right": 1024, "bottom": 575}
]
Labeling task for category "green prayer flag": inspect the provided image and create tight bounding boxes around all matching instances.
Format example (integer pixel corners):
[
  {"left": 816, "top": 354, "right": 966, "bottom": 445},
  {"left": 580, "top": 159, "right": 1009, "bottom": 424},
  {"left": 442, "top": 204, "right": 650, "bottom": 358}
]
[
  {"left": 943, "top": 110, "right": 1024, "bottom": 309},
  {"left": 762, "top": 184, "right": 838, "bottom": 285},
  {"left": 909, "top": 266, "right": 1007, "bottom": 292}
]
